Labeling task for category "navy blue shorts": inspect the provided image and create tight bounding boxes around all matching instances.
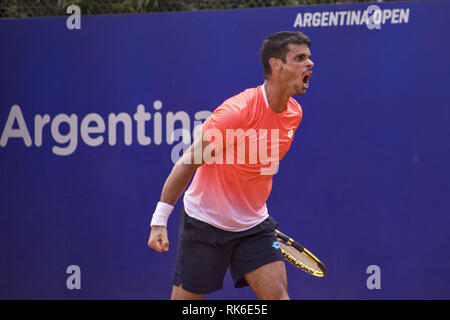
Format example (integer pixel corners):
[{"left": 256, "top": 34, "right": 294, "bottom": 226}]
[{"left": 171, "top": 207, "right": 284, "bottom": 294}]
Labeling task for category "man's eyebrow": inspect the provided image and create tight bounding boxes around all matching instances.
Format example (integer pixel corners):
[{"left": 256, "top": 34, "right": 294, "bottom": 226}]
[{"left": 295, "top": 53, "right": 311, "bottom": 59}]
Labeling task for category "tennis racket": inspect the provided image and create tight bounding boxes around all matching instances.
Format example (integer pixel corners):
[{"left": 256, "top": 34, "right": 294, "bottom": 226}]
[{"left": 274, "top": 229, "right": 327, "bottom": 277}]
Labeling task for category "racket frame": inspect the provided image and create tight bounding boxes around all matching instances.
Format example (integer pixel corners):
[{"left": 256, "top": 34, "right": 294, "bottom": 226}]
[{"left": 274, "top": 229, "right": 327, "bottom": 277}]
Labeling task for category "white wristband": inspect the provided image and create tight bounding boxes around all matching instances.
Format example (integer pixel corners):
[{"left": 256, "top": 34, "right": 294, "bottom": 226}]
[{"left": 150, "top": 202, "right": 174, "bottom": 227}]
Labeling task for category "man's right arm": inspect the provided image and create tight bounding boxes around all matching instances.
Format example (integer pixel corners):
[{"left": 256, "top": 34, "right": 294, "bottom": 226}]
[
  {"left": 147, "top": 128, "right": 212, "bottom": 253},
  {"left": 147, "top": 102, "right": 240, "bottom": 253}
]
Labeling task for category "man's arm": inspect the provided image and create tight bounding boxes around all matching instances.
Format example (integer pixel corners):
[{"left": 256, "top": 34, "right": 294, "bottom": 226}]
[{"left": 147, "top": 128, "right": 212, "bottom": 253}]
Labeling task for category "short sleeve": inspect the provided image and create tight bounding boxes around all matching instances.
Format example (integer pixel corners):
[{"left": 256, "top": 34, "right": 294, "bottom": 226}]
[{"left": 202, "top": 103, "right": 242, "bottom": 153}]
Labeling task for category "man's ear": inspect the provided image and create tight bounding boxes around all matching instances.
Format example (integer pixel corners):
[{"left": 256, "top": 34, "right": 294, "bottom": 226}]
[{"left": 269, "top": 58, "right": 282, "bottom": 73}]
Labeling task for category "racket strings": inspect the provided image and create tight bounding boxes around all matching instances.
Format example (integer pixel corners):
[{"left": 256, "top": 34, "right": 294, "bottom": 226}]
[{"left": 278, "top": 240, "right": 320, "bottom": 272}]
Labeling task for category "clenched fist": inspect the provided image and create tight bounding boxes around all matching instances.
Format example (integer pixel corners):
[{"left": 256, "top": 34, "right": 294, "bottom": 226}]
[{"left": 148, "top": 225, "right": 170, "bottom": 252}]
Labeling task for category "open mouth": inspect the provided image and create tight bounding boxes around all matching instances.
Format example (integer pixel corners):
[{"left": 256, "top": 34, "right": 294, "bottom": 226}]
[{"left": 302, "top": 71, "right": 312, "bottom": 87}]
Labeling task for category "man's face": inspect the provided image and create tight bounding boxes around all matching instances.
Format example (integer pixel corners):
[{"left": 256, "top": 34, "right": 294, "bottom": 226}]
[{"left": 276, "top": 43, "right": 314, "bottom": 96}]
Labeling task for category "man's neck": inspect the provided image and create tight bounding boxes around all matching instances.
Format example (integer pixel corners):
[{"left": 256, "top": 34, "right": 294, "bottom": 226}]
[{"left": 264, "top": 81, "right": 291, "bottom": 113}]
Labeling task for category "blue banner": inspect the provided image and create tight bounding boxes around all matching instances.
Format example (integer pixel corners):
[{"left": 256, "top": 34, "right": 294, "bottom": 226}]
[{"left": 1, "top": 0, "right": 450, "bottom": 299}]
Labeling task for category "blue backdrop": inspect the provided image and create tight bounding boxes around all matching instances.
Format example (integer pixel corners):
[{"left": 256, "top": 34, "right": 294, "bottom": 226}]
[{"left": 1, "top": 0, "right": 449, "bottom": 299}]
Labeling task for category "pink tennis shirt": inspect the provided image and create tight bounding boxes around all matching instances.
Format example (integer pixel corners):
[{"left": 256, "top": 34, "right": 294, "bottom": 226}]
[{"left": 183, "top": 84, "right": 303, "bottom": 231}]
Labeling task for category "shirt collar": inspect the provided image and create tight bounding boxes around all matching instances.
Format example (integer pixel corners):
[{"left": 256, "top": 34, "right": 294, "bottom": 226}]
[{"left": 261, "top": 83, "right": 269, "bottom": 109}]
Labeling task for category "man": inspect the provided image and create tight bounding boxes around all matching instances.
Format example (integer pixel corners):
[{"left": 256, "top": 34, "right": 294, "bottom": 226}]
[{"left": 148, "top": 31, "right": 314, "bottom": 300}]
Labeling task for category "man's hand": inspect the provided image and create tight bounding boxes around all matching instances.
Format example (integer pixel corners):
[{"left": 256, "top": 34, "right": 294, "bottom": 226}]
[{"left": 148, "top": 226, "right": 169, "bottom": 252}]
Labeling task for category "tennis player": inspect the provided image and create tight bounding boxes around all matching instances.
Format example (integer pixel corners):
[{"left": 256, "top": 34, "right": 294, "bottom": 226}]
[{"left": 148, "top": 31, "right": 313, "bottom": 300}]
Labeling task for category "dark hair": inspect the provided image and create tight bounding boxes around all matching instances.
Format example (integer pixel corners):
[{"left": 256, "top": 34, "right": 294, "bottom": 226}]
[{"left": 260, "top": 31, "right": 311, "bottom": 79}]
